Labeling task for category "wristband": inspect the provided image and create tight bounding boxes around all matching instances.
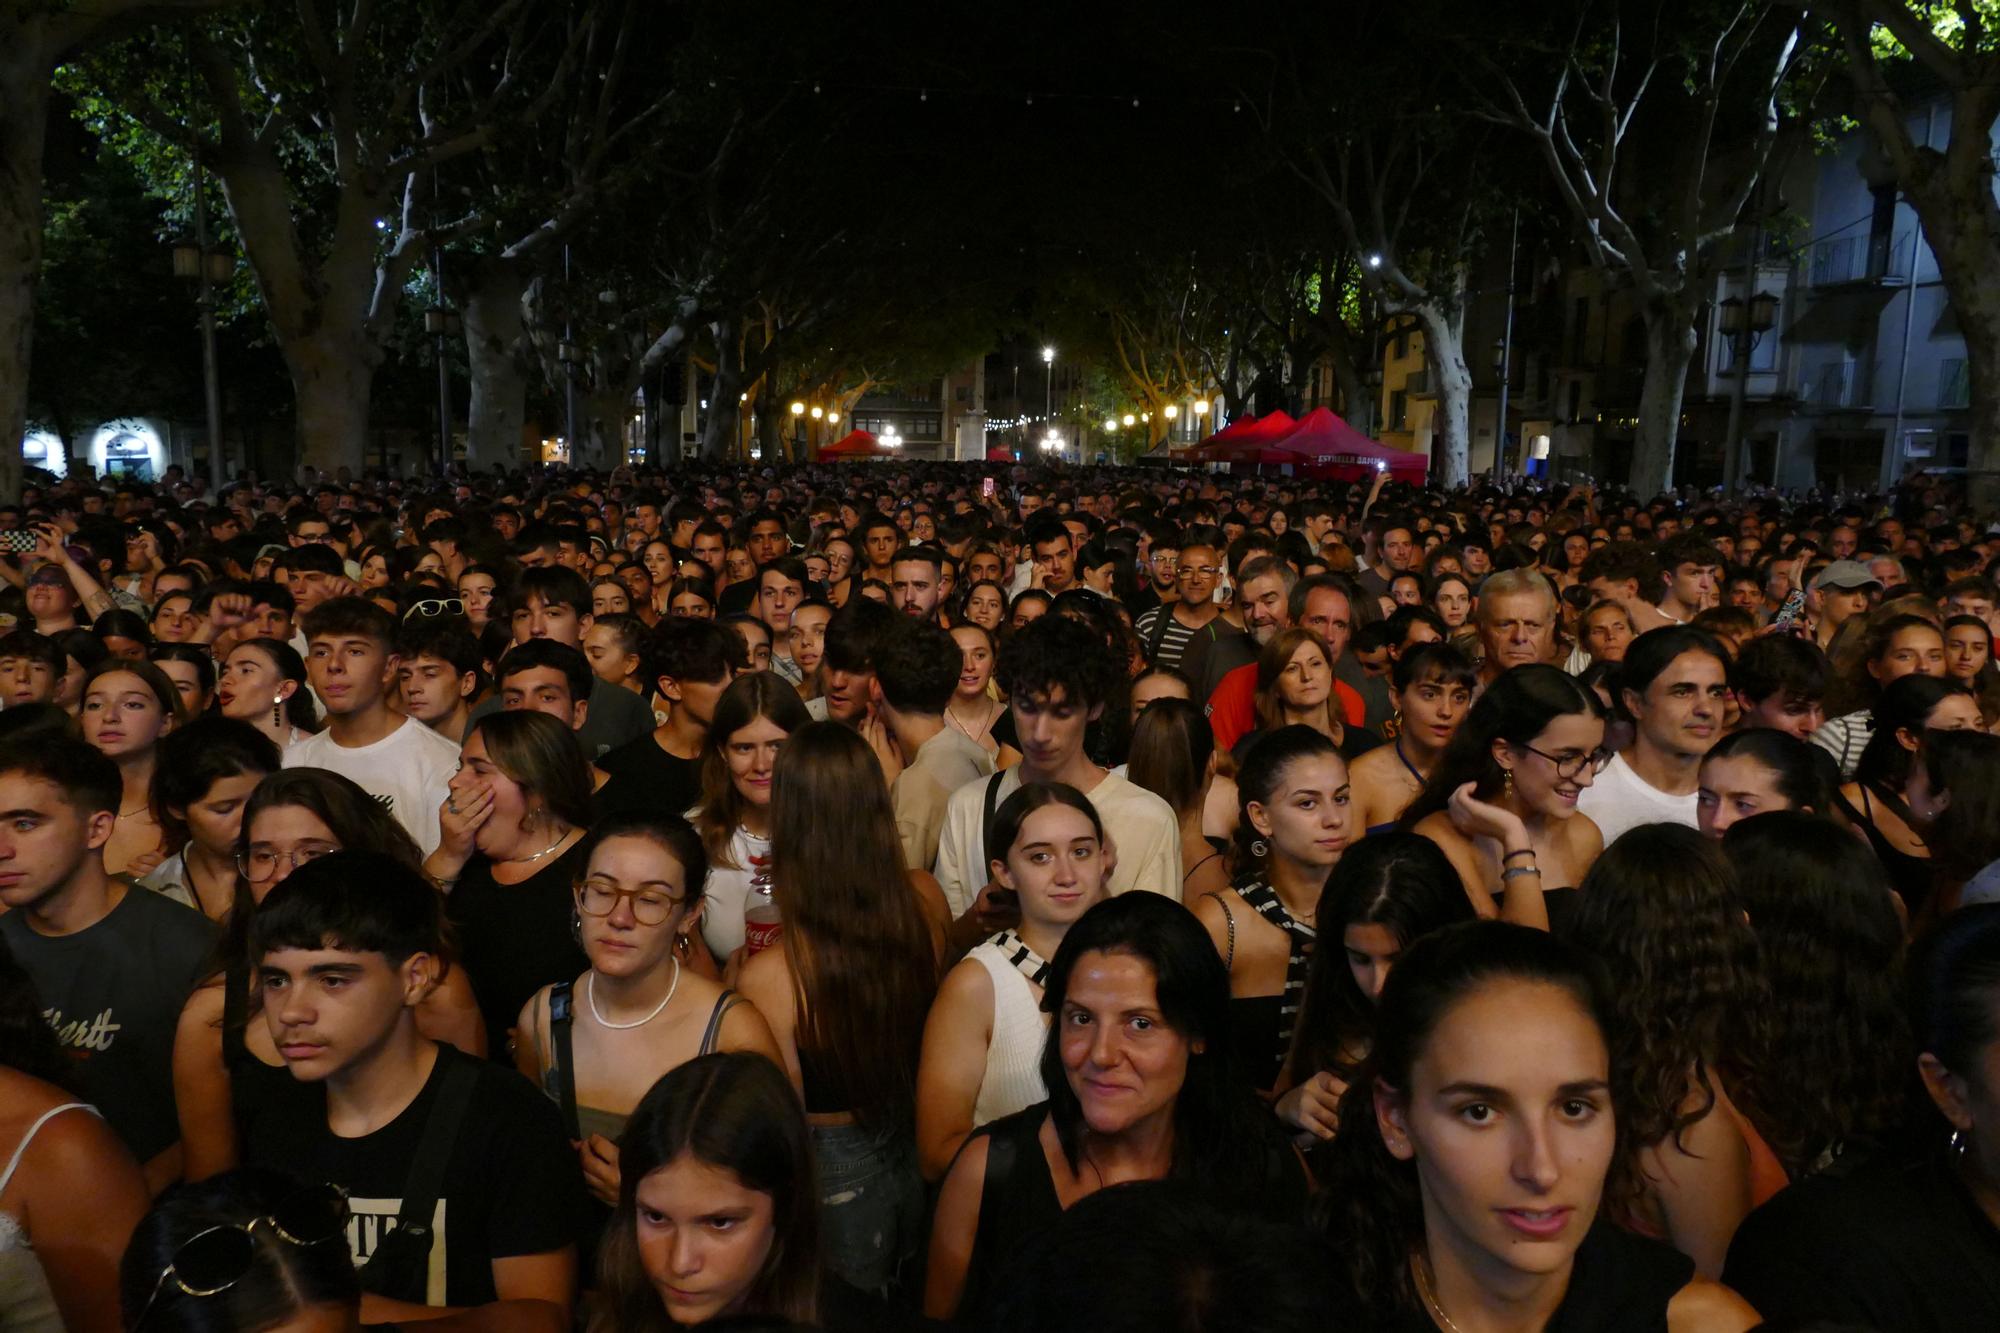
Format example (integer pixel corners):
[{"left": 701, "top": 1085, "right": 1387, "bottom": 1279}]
[{"left": 1501, "top": 865, "right": 1543, "bottom": 882}]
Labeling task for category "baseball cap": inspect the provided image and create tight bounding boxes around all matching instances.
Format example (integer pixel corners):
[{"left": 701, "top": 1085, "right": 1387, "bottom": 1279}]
[{"left": 1809, "top": 559, "right": 1882, "bottom": 592}]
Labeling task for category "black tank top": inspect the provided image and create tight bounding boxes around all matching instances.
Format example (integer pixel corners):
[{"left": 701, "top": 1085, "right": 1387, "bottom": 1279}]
[
  {"left": 222, "top": 962, "right": 301, "bottom": 1140},
  {"left": 1835, "top": 785, "right": 1934, "bottom": 916},
  {"left": 1354, "top": 1220, "right": 1694, "bottom": 1331}
]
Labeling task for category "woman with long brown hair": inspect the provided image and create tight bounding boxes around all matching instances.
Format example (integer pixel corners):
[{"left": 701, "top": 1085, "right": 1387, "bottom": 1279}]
[
  {"left": 591, "top": 1053, "right": 820, "bottom": 1331},
  {"left": 689, "top": 673, "right": 810, "bottom": 966},
  {"left": 736, "top": 721, "right": 942, "bottom": 1297},
  {"left": 1238, "top": 627, "right": 1372, "bottom": 762}
]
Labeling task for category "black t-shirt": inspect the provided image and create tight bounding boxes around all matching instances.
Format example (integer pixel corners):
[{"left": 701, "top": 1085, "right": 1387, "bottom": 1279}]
[
  {"left": 1724, "top": 1148, "right": 2000, "bottom": 1331},
  {"left": 244, "top": 1043, "right": 587, "bottom": 1308},
  {"left": 0, "top": 885, "right": 215, "bottom": 1162},
  {"left": 446, "top": 841, "right": 591, "bottom": 1060},
  {"left": 595, "top": 732, "right": 701, "bottom": 818}
]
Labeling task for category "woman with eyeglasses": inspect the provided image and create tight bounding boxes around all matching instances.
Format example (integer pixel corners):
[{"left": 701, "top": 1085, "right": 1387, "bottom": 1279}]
[
  {"left": 170, "top": 769, "right": 484, "bottom": 1182},
  {"left": 215, "top": 638, "right": 317, "bottom": 752},
  {"left": 515, "top": 813, "right": 782, "bottom": 1209},
  {"left": 0, "top": 932, "right": 149, "bottom": 1333},
  {"left": 1400, "top": 665, "right": 1607, "bottom": 932}
]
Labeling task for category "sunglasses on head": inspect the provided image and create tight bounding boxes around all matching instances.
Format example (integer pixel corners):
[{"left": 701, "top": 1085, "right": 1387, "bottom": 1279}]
[
  {"left": 133, "top": 1182, "right": 349, "bottom": 1328},
  {"left": 402, "top": 597, "right": 466, "bottom": 622}
]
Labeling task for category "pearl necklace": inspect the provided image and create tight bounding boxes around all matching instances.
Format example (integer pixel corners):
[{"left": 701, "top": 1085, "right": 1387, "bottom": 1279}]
[{"left": 587, "top": 959, "right": 680, "bottom": 1030}]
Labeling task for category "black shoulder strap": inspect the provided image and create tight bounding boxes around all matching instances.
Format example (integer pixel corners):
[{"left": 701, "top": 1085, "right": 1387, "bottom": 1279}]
[
  {"left": 972, "top": 1116, "right": 1022, "bottom": 1246},
  {"left": 1143, "top": 605, "right": 1174, "bottom": 659},
  {"left": 979, "top": 772, "right": 1009, "bottom": 860},
  {"left": 700, "top": 988, "right": 740, "bottom": 1056},
  {"left": 357, "top": 1052, "right": 478, "bottom": 1299},
  {"left": 549, "top": 982, "right": 580, "bottom": 1140}
]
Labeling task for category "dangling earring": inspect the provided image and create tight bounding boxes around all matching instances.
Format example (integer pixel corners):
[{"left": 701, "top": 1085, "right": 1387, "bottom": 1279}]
[
  {"left": 570, "top": 910, "right": 584, "bottom": 944},
  {"left": 273, "top": 695, "right": 284, "bottom": 728},
  {"left": 1250, "top": 837, "right": 1269, "bottom": 859},
  {"left": 1951, "top": 1128, "right": 1968, "bottom": 1159},
  {"left": 1502, "top": 768, "right": 1514, "bottom": 801}
]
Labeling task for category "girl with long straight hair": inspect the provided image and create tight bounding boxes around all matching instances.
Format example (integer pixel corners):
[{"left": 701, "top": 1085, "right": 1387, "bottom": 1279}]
[
  {"left": 1192, "top": 726, "right": 1352, "bottom": 1095},
  {"left": 81, "top": 657, "right": 185, "bottom": 877},
  {"left": 689, "top": 673, "right": 810, "bottom": 964},
  {"left": 1276, "top": 833, "right": 1475, "bottom": 1148},
  {"left": 1400, "top": 664, "right": 1606, "bottom": 930},
  {"left": 591, "top": 1053, "right": 821, "bottom": 1331},
  {"left": 736, "top": 721, "right": 941, "bottom": 1296},
  {"left": 1313, "top": 920, "right": 1759, "bottom": 1330}
]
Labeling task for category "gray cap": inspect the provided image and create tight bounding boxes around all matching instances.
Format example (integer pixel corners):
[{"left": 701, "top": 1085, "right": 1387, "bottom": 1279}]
[{"left": 1810, "top": 559, "right": 1881, "bottom": 592}]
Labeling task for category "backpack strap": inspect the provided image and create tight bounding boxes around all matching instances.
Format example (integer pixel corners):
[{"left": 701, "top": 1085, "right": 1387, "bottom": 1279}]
[
  {"left": 699, "top": 988, "right": 741, "bottom": 1056},
  {"left": 978, "top": 772, "right": 1010, "bottom": 864},
  {"left": 548, "top": 982, "right": 580, "bottom": 1140},
  {"left": 357, "top": 1053, "right": 479, "bottom": 1300}
]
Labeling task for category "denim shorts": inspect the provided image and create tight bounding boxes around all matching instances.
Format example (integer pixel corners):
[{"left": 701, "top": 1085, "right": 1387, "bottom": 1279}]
[{"left": 812, "top": 1119, "right": 924, "bottom": 1295}]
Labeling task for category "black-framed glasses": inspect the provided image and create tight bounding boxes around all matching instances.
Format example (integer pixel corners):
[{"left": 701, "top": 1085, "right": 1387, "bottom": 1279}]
[
  {"left": 576, "top": 878, "right": 685, "bottom": 926},
  {"left": 133, "top": 1183, "right": 349, "bottom": 1328},
  {"left": 1518, "top": 743, "right": 1613, "bottom": 781},
  {"left": 402, "top": 597, "right": 466, "bottom": 622}
]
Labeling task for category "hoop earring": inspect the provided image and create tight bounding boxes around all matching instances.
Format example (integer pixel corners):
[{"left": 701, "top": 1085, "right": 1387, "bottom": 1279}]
[{"left": 1250, "top": 838, "right": 1269, "bottom": 859}]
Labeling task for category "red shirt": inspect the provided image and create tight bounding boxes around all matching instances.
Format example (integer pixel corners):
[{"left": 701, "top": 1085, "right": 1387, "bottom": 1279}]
[{"left": 1205, "top": 662, "right": 1365, "bottom": 752}]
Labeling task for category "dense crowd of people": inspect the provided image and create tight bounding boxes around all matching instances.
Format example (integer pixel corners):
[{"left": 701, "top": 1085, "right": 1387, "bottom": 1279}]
[{"left": 0, "top": 456, "right": 1994, "bottom": 1330}]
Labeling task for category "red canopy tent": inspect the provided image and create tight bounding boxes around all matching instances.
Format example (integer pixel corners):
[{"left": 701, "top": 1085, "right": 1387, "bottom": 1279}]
[
  {"left": 1178, "top": 409, "right": 1297, "bottom": 463},
  {"left": 1268, "top": 406, "right": 1429, "bottom": 483},
  {"left": 813, "top": 429, "right": 893, "bottom": 461}
]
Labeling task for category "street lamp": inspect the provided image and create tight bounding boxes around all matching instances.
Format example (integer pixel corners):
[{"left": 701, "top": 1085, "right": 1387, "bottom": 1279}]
[
  {"left": 1041, "top": 345, "right": 1055, "bottom": 425},
  {"left": 1105, "top": 418, "right": 1118, "bottom": 432},
  {"left": 169, "top": 232, "right": 232, "bottom": 490},
  {"left": 882, "top": 426, "right": 903, "bottom": 449},
  {"left": 809, "top": 405, "right": 823, "bottom": 419},
  {"left": 1720, "top": 288, "right": 1780, "bottom": 487},
  {"left": 1122, "top": 413, "right": 1136, "bottom": 427}
]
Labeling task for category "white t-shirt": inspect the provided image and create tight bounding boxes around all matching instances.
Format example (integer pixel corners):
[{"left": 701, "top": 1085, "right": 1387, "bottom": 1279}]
[
  {"left": 698, "top": 824, "right": 772, "bottom": 961},
  {"left": 1574, "top": 752, "right": 1698, "bottom": 848},
  {"left": 933, "top": 768, "right": 1183, "bottom": 917},
  {"left": 283, "top": 716, "right": 461, "bottom": 855}
]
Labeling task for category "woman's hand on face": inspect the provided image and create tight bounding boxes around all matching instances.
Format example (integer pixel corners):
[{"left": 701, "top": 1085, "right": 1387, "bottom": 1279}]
[
  {"left": 1446, "top": 780, "right": 1529, "bottom": 850},
  {"left": 438, "top": 781, "right": 495, "bottom": 855}
]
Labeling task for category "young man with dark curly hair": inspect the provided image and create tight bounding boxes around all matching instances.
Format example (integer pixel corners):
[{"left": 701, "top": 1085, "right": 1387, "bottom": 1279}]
[{"left": 931, "top": 615, "right": 1181, "bottom": 922}]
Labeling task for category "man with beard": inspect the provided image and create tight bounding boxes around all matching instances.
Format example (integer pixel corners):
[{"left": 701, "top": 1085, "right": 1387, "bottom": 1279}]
[{"left": 1204, "top": 560, "right": 1365, "bottom": 752}]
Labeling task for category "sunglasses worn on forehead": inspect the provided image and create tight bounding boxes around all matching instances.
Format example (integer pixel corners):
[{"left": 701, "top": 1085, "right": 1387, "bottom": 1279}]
[{"left": 402, "top": 597, "right": 466, "bottom": 622}]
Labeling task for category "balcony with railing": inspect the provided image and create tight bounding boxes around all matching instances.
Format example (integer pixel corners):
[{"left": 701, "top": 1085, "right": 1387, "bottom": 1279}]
[{"left": 1808, "top": 232, "right": 1909, "bottom": 288}]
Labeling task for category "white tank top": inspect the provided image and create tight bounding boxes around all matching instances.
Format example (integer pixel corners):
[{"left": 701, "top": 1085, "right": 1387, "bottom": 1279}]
[{"left": 967, "top": 942, "right": 1050, "bottom": 1128}]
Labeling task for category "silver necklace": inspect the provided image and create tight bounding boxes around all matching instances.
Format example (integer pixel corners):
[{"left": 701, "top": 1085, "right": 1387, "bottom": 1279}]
[
  {"left": 505, "top": 829, "right": 572, "bottom": 865},
  {"left": 587, "top": 959, "right": 680, "bottom": 1030}
]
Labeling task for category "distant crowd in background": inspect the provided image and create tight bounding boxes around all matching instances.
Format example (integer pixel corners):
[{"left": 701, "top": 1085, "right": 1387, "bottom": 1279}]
[{"left": 0, "top": 456, "right": 1994, "bottom": 1330}]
